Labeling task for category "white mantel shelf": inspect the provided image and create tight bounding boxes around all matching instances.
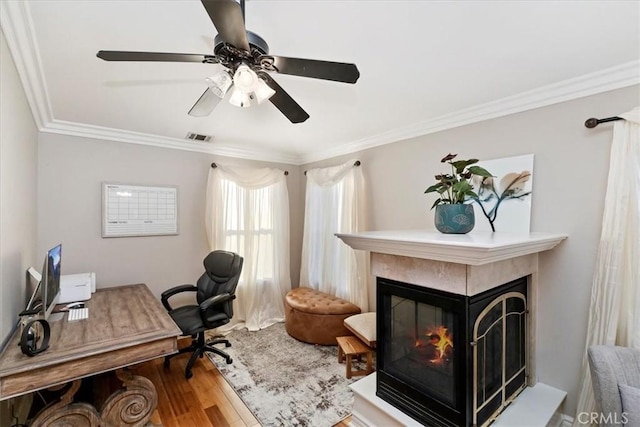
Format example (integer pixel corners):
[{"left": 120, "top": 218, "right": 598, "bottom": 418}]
[{"left": 336, "top": 230, "right": 567, "bottom": 265}]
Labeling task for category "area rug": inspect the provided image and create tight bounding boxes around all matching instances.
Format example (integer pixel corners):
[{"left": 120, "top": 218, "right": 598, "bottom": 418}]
[{"left": 206, "top": 323, "right": 357, "bottom": 427}]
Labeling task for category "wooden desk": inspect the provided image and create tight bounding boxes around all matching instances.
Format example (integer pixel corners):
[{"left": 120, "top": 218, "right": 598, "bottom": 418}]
[{"left": 0, "top": 283, "right": 181, "bottom": 426}]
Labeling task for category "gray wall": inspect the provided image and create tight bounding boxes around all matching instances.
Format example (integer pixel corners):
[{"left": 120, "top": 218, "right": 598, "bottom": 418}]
[
  {"left": 301, "top": 85, "right": 640, "bottom": 416},
  {"left": 37, "top": 133, "right": 303, "bottom": 300},
  {"left": 0, "top": 29, "right": 38, "bottom": 347}
]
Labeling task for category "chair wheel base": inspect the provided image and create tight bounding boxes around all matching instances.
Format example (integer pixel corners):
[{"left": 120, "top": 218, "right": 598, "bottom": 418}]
[
  {"left": 185, "top": 370, "right": 193, "bottom": 379},
  {"left": 164, "top": 359, "right": 170, "bottom": 368},
  {"left": 225, "top": 342, "right": 232, "bottom": 348},
  {"left": 226, "top": 357, "right": 233, "bottom": 364}
]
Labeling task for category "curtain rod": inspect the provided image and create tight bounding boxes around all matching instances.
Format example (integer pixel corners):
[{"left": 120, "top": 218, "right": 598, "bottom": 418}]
[
  {"left": 210, "top": 162, "right": 289, "bottom": 175},
  {"left": 584, "top": 116, "right": 623, "bottom": 128},
  {"left": 303, "top": 160, "right": 361, "bottom": 176}
]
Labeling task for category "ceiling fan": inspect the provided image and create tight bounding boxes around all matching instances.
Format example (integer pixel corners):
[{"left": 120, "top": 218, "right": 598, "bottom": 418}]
[{"left": 96, "top": 0, "right": 360, "bottom": 124}]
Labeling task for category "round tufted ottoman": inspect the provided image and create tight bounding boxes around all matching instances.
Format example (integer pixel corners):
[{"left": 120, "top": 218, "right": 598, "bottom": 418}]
[{"left": 284, "top": 287, "right": 361, "bottom": 345}]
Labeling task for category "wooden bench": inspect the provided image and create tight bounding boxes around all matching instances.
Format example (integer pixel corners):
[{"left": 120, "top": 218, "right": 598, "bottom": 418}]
[{"left": 336, "top": 336, "right": 374, "bottom": 379}]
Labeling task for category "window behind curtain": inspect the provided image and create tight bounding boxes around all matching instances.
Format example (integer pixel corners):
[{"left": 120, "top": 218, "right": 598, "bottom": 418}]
[{"left": 220, "top": 179, "right": 274, "bottom": 283}]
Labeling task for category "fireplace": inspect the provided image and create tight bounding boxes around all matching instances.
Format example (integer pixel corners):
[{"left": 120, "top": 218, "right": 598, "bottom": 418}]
[
  {"left": 336, "top": 229, "right": 567, "bottom": 427},
  {"left": 377, "top": 276, "right": 528, "bottom": 427}
]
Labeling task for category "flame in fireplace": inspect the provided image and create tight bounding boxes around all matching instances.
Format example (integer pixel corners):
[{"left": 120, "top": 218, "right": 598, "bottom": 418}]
[{"left": 421, "top": 326, "right": 454, "bottom": 363}]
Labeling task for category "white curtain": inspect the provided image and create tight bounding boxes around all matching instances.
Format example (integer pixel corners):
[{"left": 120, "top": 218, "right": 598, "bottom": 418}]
[
  {"left": 575, "top": 107, "right": 640, "bottom": 422},
  {"left": 300, "top": 160, "right": 369, "bottom": 311},
  {"left": 205, "top": 164, "right": 291, "bottom": 331}
]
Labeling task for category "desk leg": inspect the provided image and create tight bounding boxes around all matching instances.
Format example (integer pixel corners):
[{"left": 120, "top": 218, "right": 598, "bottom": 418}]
[
  {"left": 99, "top": 369, "right": 158, "bottom": 426},
  {"left": 30, "top": 380, "right": 100, "bottom": 427},
  {"left": 28, "top": 369, "right": 156, "bottom": 427}
]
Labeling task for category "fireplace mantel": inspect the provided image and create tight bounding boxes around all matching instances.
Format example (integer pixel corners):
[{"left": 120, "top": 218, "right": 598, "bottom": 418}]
[{"left": 336, "top": 230, "right": 567, "bottom": 265}]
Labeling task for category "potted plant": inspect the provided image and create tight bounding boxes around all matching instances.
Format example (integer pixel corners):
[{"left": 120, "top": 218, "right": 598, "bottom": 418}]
[{"left": 424, "top": 153, "right": 493, "bottom": 234}]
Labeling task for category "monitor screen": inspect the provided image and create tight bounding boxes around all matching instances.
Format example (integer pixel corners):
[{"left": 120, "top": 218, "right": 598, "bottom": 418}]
[{"left": 44, "top": 244, "right": 62, "bottom": 315}]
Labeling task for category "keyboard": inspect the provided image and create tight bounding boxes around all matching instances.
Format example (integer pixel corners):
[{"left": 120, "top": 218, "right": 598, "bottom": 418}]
[{"left": 68, "top": 307, "right": 89, "bottom": 321}]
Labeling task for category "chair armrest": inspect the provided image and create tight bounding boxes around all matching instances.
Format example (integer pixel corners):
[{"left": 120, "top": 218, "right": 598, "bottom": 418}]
[
  {"left": 199, "top": 293, "right": 236, "bottom": 312},
  {"left": 161, "top": 284, "right": 197, "bottom": 311},
  {"left": 588, "top": 345, "right": 640, "bottom": 417}
]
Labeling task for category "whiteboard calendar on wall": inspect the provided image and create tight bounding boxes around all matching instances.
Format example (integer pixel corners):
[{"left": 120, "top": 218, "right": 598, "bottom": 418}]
[{"left": 102, "top": 183, "right": 179, "bottom": 237}]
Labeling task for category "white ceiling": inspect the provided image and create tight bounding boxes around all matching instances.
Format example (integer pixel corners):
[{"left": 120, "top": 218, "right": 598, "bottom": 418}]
[{"left": 2, "top": 1, "right": 639, "bottom": 164}]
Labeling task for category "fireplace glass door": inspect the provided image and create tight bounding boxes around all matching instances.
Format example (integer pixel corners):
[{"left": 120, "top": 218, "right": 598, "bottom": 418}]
[
  {"left": 472, "top": 291, "right": 527, "bottom": 426},
  {"left": 387, "top": 295, "right": 457, "bottom": 407},
  {"left": 378, "top": 278, "right": 467, "bottom": 426}
]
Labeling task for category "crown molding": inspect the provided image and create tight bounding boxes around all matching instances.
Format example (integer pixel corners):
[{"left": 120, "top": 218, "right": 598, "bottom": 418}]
[
  {"left": 37, "top": 62, "right": 640, "bottom": 165},
  {"left": 299, "top": 60, "right": 640, "bottom": 164},
  {"left": 4, "top": 2, "right": 638, "bottom": 166},
  {"left": 0, "top": 0, "right": 53, "bottom": 129},
  {"left": 42, "top": 120, "right": 301, "bottom": 164}
]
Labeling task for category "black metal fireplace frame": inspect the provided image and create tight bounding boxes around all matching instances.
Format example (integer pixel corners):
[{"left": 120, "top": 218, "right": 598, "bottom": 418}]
[
  {"left": 376, "top": 276, "right": 528, "bottom": 427},
  {"left": 377, "top": 278, "right": 471, "bottom": 427}
]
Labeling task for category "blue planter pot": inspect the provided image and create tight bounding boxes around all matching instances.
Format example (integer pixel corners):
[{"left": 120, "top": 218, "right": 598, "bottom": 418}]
[{"left": 434, "top": 204, "right": 475, "bottom": 234}]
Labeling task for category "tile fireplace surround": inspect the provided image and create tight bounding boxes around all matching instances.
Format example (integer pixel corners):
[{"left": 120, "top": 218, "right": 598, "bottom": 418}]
[{"left": 336, "top": 230, "right": 568, "bottom": 427}]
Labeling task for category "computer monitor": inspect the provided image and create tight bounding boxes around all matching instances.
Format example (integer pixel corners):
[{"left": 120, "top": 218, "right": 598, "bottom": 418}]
[
  {"left": 22, "top": 244, "right": 62, "bottom": 321},
  {"left": 42, "top": 244, "right": 62, "bottom": 320}
]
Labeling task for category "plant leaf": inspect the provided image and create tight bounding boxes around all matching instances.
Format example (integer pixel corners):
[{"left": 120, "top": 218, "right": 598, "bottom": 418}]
[
  {"left": 452, "top": 159, "right": 479, "bottom": 173},
  {"left": 424, "top": 184, "right": 442, "bottom": 194},
  {"left": 441, "top": 153, "right": 457, "bottom": 163},
  {"left": 451, "top": 181, "right": 472, "bottom": 203},
  {"left": 468, "top": 165, "right": 493, "bottom": 178},
  {"left": 430, "top": 198, "right": 442, "bottom": 210},
  {"left": 453, "top": 181, "right": 472, "bottom": 193}
]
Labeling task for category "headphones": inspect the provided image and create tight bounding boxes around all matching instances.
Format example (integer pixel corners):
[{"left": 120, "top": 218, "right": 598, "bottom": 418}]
[{"left": 20, "top": 318, "right": 50, "bottom": 357}]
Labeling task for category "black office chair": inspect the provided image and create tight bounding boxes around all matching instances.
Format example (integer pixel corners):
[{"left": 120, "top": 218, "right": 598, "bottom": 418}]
[{"left": 161, "top": 250, "right": 243, "bottom": 379}]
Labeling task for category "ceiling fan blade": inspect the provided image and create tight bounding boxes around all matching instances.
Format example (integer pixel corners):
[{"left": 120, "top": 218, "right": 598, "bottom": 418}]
[
  {"left": 188, "top": 88, "right": 223, "bottom": 117},
  {"left": 97, "top": 50, "right": 218, "bottom": 63},
  {"left": 259, "top": 73, "right": 309, "bottom": 124},
  {"left": 261, "top": 55, "right": 360, "bottom": 84},
  {"left": 201, "top": 0, "right": 250, "bottom": 52}
]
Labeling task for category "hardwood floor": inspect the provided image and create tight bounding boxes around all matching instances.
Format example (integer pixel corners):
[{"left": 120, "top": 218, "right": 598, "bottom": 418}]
[{"left": 128, "top": 338, "right": 352, "bottom": 427}]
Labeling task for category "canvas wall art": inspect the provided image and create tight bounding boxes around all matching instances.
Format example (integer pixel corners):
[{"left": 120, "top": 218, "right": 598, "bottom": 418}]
[{"left": 472, "top": 154, "right": 534, "bottom": 233}]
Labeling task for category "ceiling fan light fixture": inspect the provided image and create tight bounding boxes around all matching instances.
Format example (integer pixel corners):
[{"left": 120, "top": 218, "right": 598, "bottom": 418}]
[
  {"left": 205, "top": 71, "right": 232, "bottom": 98},
  {"left": 228, "top": 64, "right": 274, "bottom": 107},
  {"left": 254, "top": 77, "right": 276, "bottom": 104},
  {"left": 233, "top": 64, "right": 259, "bottom": 93},
  {"left": 229, "top": 85, "right": 256, "bottom": 108}
]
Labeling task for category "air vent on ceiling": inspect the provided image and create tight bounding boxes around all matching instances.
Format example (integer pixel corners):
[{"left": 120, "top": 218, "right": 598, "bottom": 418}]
[{"left": 185, "top": 132, "right": 213, "bottom": 142}]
